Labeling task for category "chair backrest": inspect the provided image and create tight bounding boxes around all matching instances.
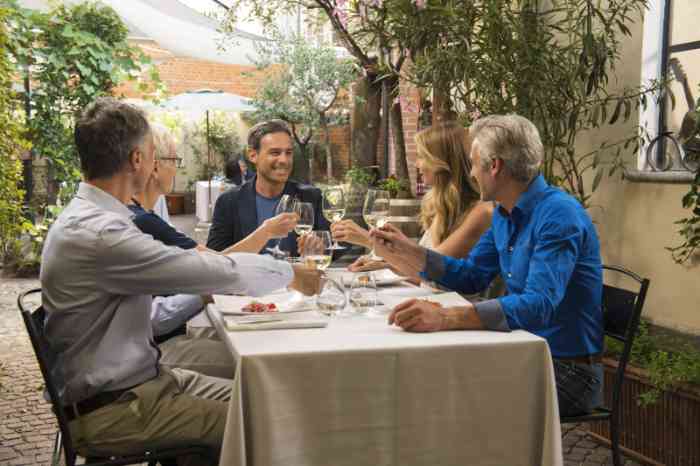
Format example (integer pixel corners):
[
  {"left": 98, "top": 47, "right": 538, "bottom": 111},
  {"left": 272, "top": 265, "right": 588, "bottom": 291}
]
[
  {"left": 601, "top": 265, "right": 650, "bottom": 412},
  {"left": 17, "top": 288, "right": 78, "bottom": 466}
]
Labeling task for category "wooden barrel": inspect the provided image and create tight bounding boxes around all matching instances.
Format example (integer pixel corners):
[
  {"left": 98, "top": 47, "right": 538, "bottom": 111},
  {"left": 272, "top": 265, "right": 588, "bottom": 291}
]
[{"left": 388, "top": 198, "right": 422, "bottom": 240}]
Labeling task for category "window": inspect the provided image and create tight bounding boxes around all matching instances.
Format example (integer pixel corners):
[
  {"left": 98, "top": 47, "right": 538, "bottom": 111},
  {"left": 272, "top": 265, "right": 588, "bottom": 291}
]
[{"left": 634, "top": 0, "right": 700, "bottom": 181}]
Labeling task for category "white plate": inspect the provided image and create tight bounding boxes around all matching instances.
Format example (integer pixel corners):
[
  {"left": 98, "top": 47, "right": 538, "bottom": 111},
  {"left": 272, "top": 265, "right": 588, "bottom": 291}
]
[
  {"left": 215, "top": 292, "right": 315, "bottom": 316},
  {"left": 326, "top": 268, "right": 408, "bottom": 286}
]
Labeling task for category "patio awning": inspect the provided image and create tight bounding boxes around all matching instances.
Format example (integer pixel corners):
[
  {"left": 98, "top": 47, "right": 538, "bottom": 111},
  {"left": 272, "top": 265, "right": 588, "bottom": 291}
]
[{"left": 17, "top": 0, "right": 266, "bottom": 66}]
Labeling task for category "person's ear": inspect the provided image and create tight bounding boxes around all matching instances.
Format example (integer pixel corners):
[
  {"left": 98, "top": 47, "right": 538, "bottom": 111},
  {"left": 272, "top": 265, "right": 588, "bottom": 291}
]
[
  {"left": 128, "top": 148, "right": 142, "bottom": 172},
  {"left": 247, "top": 148, "right": 258, "bottom": 164},
  {"left": 491, "top": 157, "right": 503, "bottom": 177}
]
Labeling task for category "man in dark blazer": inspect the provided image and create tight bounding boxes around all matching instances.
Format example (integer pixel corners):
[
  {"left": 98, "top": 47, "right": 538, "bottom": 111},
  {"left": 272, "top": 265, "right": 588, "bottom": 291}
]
[{"left": 207, "top": 120, "right": 330, "bottom": 257}]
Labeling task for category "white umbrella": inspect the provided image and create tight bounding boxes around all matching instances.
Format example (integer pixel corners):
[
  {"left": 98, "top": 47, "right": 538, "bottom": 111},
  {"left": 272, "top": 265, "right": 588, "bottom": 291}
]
[{"left": 161, "top": 89, "right": 255, "bottom": 117}]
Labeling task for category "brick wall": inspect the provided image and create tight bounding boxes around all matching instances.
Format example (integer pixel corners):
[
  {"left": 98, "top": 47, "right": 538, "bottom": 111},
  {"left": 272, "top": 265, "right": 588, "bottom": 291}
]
[{"left": 116, "top": 39, "right": 269, "bottom": 98}]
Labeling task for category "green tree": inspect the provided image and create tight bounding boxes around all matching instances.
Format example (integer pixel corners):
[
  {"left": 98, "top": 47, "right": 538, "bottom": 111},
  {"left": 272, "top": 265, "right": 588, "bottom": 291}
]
[
  {"left": 397, "top": 0, "right": 660, "bottom": 206},
  {"left": 247, "top": 31, "right": 358, "bottom": 182},
  {"left": 0, "top": 4, "right": 30, "bottom": 264},
  {"left": 5, "top": 0, "right": 164, "bottom": 191}
]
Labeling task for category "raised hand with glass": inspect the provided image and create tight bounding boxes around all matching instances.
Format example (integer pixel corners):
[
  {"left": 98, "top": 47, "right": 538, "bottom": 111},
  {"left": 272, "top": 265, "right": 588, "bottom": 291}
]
[
  {"left": 323, "top": 187, "right": 346, "bottom": 250},
  {"left": 302, "top": 230, "right": 333, "bottom": 271},
  {"left": 266, "top": 194, "right": 296, "bottom": 259},
  {"left": 362, "top": 189, "right": 391, "bottom": 259}
]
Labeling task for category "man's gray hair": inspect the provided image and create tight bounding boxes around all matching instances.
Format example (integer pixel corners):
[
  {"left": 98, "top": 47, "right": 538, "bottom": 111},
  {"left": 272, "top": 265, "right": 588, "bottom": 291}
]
[
  {"left": 150, "top": 122, "right": 176, "bottom": 160},
  {"left": 470, "top": 114, "right": 543, "bottom": 183}
]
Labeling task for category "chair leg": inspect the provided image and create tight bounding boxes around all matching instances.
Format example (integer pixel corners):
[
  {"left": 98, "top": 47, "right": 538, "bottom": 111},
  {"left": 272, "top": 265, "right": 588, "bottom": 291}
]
[
  {"left": 51, "top": 432, "right": 62, "bottom": 466},
  {"left": 610, "top": 416, "right": 622, "bottom": 466}
]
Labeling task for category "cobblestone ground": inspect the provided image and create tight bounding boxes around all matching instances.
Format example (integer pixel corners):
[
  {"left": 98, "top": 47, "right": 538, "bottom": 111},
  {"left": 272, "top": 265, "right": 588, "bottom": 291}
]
[{"left": 0, "top": 277, "right": 643, "bottom": 466}]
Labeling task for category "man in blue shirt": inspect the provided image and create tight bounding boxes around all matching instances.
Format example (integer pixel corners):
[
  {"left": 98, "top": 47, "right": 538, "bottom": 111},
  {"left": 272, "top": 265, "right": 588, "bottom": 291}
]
[{"left": 372, "top": 114, "right": 604, "bottom": 417}]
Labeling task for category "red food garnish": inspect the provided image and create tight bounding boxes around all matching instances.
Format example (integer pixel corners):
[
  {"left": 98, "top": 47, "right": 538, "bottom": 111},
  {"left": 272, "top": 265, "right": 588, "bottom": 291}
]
[{"left": 242, "top": 301, "right": 278, "bottom": 313}]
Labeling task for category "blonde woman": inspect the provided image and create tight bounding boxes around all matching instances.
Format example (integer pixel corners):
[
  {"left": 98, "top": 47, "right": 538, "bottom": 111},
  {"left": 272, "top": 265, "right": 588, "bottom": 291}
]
[{"left": 332, "top": 121, "right": 493, "bottom": 271}]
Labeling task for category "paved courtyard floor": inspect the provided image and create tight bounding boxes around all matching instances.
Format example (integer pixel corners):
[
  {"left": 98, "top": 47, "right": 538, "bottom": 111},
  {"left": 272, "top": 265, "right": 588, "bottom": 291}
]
[{"left": 0, "top": 216, "right": 644, "bottom": 465}]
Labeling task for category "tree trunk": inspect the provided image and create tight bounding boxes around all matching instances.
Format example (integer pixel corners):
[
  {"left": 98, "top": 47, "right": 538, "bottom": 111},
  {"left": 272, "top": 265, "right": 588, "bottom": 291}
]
[
  {"left": 390, "top": 101, "right": 411, "bottom": 197},
  {"left": 350, "top": 74, "right": 382, "bottom": 169},
  {"left": 292, "top": 143, "right": 311, "bottom": 183},
  {"left": 320, "top": 113, "right": 333, "bottom": 180},
  {"left": 432, "top": 81, "right": 455, "bottom": 124}
]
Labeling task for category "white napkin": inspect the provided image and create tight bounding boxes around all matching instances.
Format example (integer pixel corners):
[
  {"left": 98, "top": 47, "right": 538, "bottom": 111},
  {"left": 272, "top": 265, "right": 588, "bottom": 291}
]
[{"left": 223, "top": 316, "right": 328, "bottom": 331}]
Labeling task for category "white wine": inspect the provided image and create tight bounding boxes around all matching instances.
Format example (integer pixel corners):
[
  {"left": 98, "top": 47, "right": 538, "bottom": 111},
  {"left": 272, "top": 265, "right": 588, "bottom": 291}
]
[
  {"left": 294, "top": 224, "right": 313, "bottom": 236},
  {"left": 304, "top": 254, "right": 332, "bottom": 270},
  {"left": 375, "top": 216, "right": 388, "bottom": 228},
  {"left": 363, "top": 214, "right": 376, "bottom": 228},
  {"left": 324, "top": 208, "right": 345, "bottom": 223}
]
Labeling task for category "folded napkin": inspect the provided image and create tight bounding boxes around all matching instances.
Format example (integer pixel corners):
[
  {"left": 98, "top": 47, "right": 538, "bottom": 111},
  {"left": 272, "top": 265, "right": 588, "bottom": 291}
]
[{"left": 224, "top": 316, "right": 328, "bottom": 331}]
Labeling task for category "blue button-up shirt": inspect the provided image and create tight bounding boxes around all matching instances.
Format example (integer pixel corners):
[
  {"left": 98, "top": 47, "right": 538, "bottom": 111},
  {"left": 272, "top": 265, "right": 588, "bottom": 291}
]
[{"left": 422, "top": 175, "right": 603, "bottom": 358}]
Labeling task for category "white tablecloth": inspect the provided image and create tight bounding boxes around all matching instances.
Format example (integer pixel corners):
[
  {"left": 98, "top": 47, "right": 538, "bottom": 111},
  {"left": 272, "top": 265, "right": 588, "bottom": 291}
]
[
  {"left": 196, "top": 180, "right": 227, "bottom": 222},
  {"left": 208, "top": 289, "right": 563, "bottom": 466}
]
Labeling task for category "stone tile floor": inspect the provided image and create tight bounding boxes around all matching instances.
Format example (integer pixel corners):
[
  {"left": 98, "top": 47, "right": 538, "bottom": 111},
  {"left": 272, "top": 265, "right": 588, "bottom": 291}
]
[{"left": 0, "top": 215, "right": 644, "bottom": 465}]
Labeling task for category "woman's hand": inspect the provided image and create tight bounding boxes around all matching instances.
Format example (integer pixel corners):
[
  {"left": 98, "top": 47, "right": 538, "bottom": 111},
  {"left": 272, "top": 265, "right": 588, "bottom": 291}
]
[
  {"left": 347, "top": 255, "right": 388, "bottom": 272},
  {"left": 330, "top": 220, "right": 370, "bottom": 247},
  {"left": 261, "top": 213, "right": 298, "bottom": 239}
]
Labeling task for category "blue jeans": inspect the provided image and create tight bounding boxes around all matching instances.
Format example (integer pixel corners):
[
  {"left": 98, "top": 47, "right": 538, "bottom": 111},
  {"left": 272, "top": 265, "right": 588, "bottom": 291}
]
[{"left": 553, "top": 360, "right": 604, "bottom": 417}]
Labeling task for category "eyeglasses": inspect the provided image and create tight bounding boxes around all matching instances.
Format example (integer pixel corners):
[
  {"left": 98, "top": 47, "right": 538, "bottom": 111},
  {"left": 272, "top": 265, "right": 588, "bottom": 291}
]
[{"left": 159, "top": 156, "right": 184, "bottom": 168}]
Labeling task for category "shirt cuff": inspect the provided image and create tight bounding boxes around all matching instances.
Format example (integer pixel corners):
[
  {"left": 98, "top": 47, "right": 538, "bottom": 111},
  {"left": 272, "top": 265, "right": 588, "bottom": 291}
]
[
  {"left": 420, "top": 248, "right": 446, "bottom": 282},
  {"left": 473, "top": 299, "right": 511, "bottom": 332}
]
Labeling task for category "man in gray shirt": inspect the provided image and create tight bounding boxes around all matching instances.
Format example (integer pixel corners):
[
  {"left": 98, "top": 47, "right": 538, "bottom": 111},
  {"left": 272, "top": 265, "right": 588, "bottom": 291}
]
[{"left": 40, "top": 97, "right": 320, "bottom": 464}]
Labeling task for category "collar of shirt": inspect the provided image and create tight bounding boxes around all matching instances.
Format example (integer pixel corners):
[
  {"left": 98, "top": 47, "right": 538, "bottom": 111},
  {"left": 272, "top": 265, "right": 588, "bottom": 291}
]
[
  {"left": 76, "top": 182, "right": 134, "bottom": 219},
  {"left": 496, "top": 174, "right": 548, "bottom": 224}
]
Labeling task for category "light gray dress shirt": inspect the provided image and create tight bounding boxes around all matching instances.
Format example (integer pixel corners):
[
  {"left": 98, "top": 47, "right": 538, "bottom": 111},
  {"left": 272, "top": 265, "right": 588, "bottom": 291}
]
[
  {"left": 41, "top": 183, "right": 293, "bottom": 405},
  {"left": 151, "top": 295, "right": 204, "bottom": 337}
]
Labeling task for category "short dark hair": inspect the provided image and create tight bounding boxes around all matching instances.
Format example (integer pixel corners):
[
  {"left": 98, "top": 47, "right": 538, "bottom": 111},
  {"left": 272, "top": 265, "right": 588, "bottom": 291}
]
[
  {"left": 224, "top": 157, "right": 242, "bottom": 180},
  {"left": 247, "top": 119, "right": 292, "bottom": 152},
  {"left": 74, "top": 97, "right": 151, "bottom": 180}
]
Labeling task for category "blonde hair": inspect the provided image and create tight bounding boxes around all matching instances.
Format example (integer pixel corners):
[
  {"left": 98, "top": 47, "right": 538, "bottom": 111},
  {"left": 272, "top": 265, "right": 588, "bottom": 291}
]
[{"left": 418, "top": 122, "right": 480, "bottom": 244}]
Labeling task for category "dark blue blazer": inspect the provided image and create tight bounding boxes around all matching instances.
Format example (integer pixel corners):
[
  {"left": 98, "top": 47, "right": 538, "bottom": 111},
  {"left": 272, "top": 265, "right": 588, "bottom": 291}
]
[{"left": 206, "top": 175, "right": 330, "bottom": 257}]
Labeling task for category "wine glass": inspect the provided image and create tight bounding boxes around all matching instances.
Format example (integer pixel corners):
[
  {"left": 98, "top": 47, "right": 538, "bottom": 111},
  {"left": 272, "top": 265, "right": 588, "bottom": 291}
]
[
  {"left": 294, "top": 202, "right": 314, "bottom": 237},
  {"left": 302, "top": 231, "right": 333, "bottom": 270},
  {"left": 316, "top": 276, "right": 347, "bottom": 317},
  {"left": 266, "top": 194, "right": 296, "bottom": 259},
  {"left": 362, "top": 189, "right": 390, "bottom": 259},
  {"left": 323, "top": 187, "right": 346, "bottom": 250},
  {"left": 349, "top": 272, "right": 378, "bottom": 316}
]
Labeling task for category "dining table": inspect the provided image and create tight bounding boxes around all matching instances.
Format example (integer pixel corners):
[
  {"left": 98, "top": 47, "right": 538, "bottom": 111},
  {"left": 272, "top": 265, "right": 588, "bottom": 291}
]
[{"left": 205, "top": 270, "right": 563, "bottom": 466}]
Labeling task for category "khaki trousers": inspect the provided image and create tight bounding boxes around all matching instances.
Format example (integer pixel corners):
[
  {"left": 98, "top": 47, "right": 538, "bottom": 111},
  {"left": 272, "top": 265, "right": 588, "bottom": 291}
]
[
  {"left": 68, "top": 367, "right": 230, "bottom": 466},
  {"left": 159, "top": 335, "right": 236, "bottom": 379}
]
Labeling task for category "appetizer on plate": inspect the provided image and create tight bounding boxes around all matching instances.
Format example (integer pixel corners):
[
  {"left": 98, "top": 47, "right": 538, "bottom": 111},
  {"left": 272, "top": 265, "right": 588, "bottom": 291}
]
[{"left": 242, "top": 301, "right": 278, "bottom": 313}]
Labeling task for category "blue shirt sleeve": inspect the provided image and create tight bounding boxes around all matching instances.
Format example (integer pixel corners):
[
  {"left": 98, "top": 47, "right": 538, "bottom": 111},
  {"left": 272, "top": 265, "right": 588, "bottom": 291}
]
[
  {"left": 497, "top": 218, "right": 582, "bottom": 332},
  {"left": 422, "top": 227, "right": 501, "bottom": 294},
  {"left": 132, "top": 212, "right": 198, "bottom": 250}
]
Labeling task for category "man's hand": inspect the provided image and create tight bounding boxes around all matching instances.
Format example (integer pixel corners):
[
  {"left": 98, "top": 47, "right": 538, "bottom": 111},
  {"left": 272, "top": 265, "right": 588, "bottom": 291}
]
[
  {"left": 331, "top": 220, "right": 370, "bottom": 247},
  {"left": 297, "top": 233, "right": 324, "bottom": 257},
  {"left": 370, "top": 224, "right": 428, "bottom": 278},
  {"left": 289, "top": 264, "right": 322, "bottom": 296},
  {"left": 389, "top": 300, "right": 483, "bottom": 332},
  {"left": 262, "top": 213, "right": 298, "bottom": 239},
  {"left": 388, "top": 299, "right": 446, "bottom": 332}
]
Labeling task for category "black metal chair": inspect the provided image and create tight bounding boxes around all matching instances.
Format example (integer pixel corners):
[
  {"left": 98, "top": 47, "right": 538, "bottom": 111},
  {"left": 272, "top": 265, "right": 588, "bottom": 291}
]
[
  {"left": 560, "top": 265, "right": 650, "bottom": 466},
  {"left": 18, "top": 288, "right": 215, "bottom": 466}
]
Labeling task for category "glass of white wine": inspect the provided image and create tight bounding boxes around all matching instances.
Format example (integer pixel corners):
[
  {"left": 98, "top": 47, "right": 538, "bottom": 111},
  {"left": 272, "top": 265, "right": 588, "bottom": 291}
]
[
  {"left": 294, "top": 201, "right": 314, "bottom": 237},
  {"left": 362, "top": 189, "right": 391, "bottom": 259},
  {"left": 302, "top": 231, "right": 333, "bottom": 271},
  {"left": 323, "top": 187, "right": 346, "bottom": 250}
]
